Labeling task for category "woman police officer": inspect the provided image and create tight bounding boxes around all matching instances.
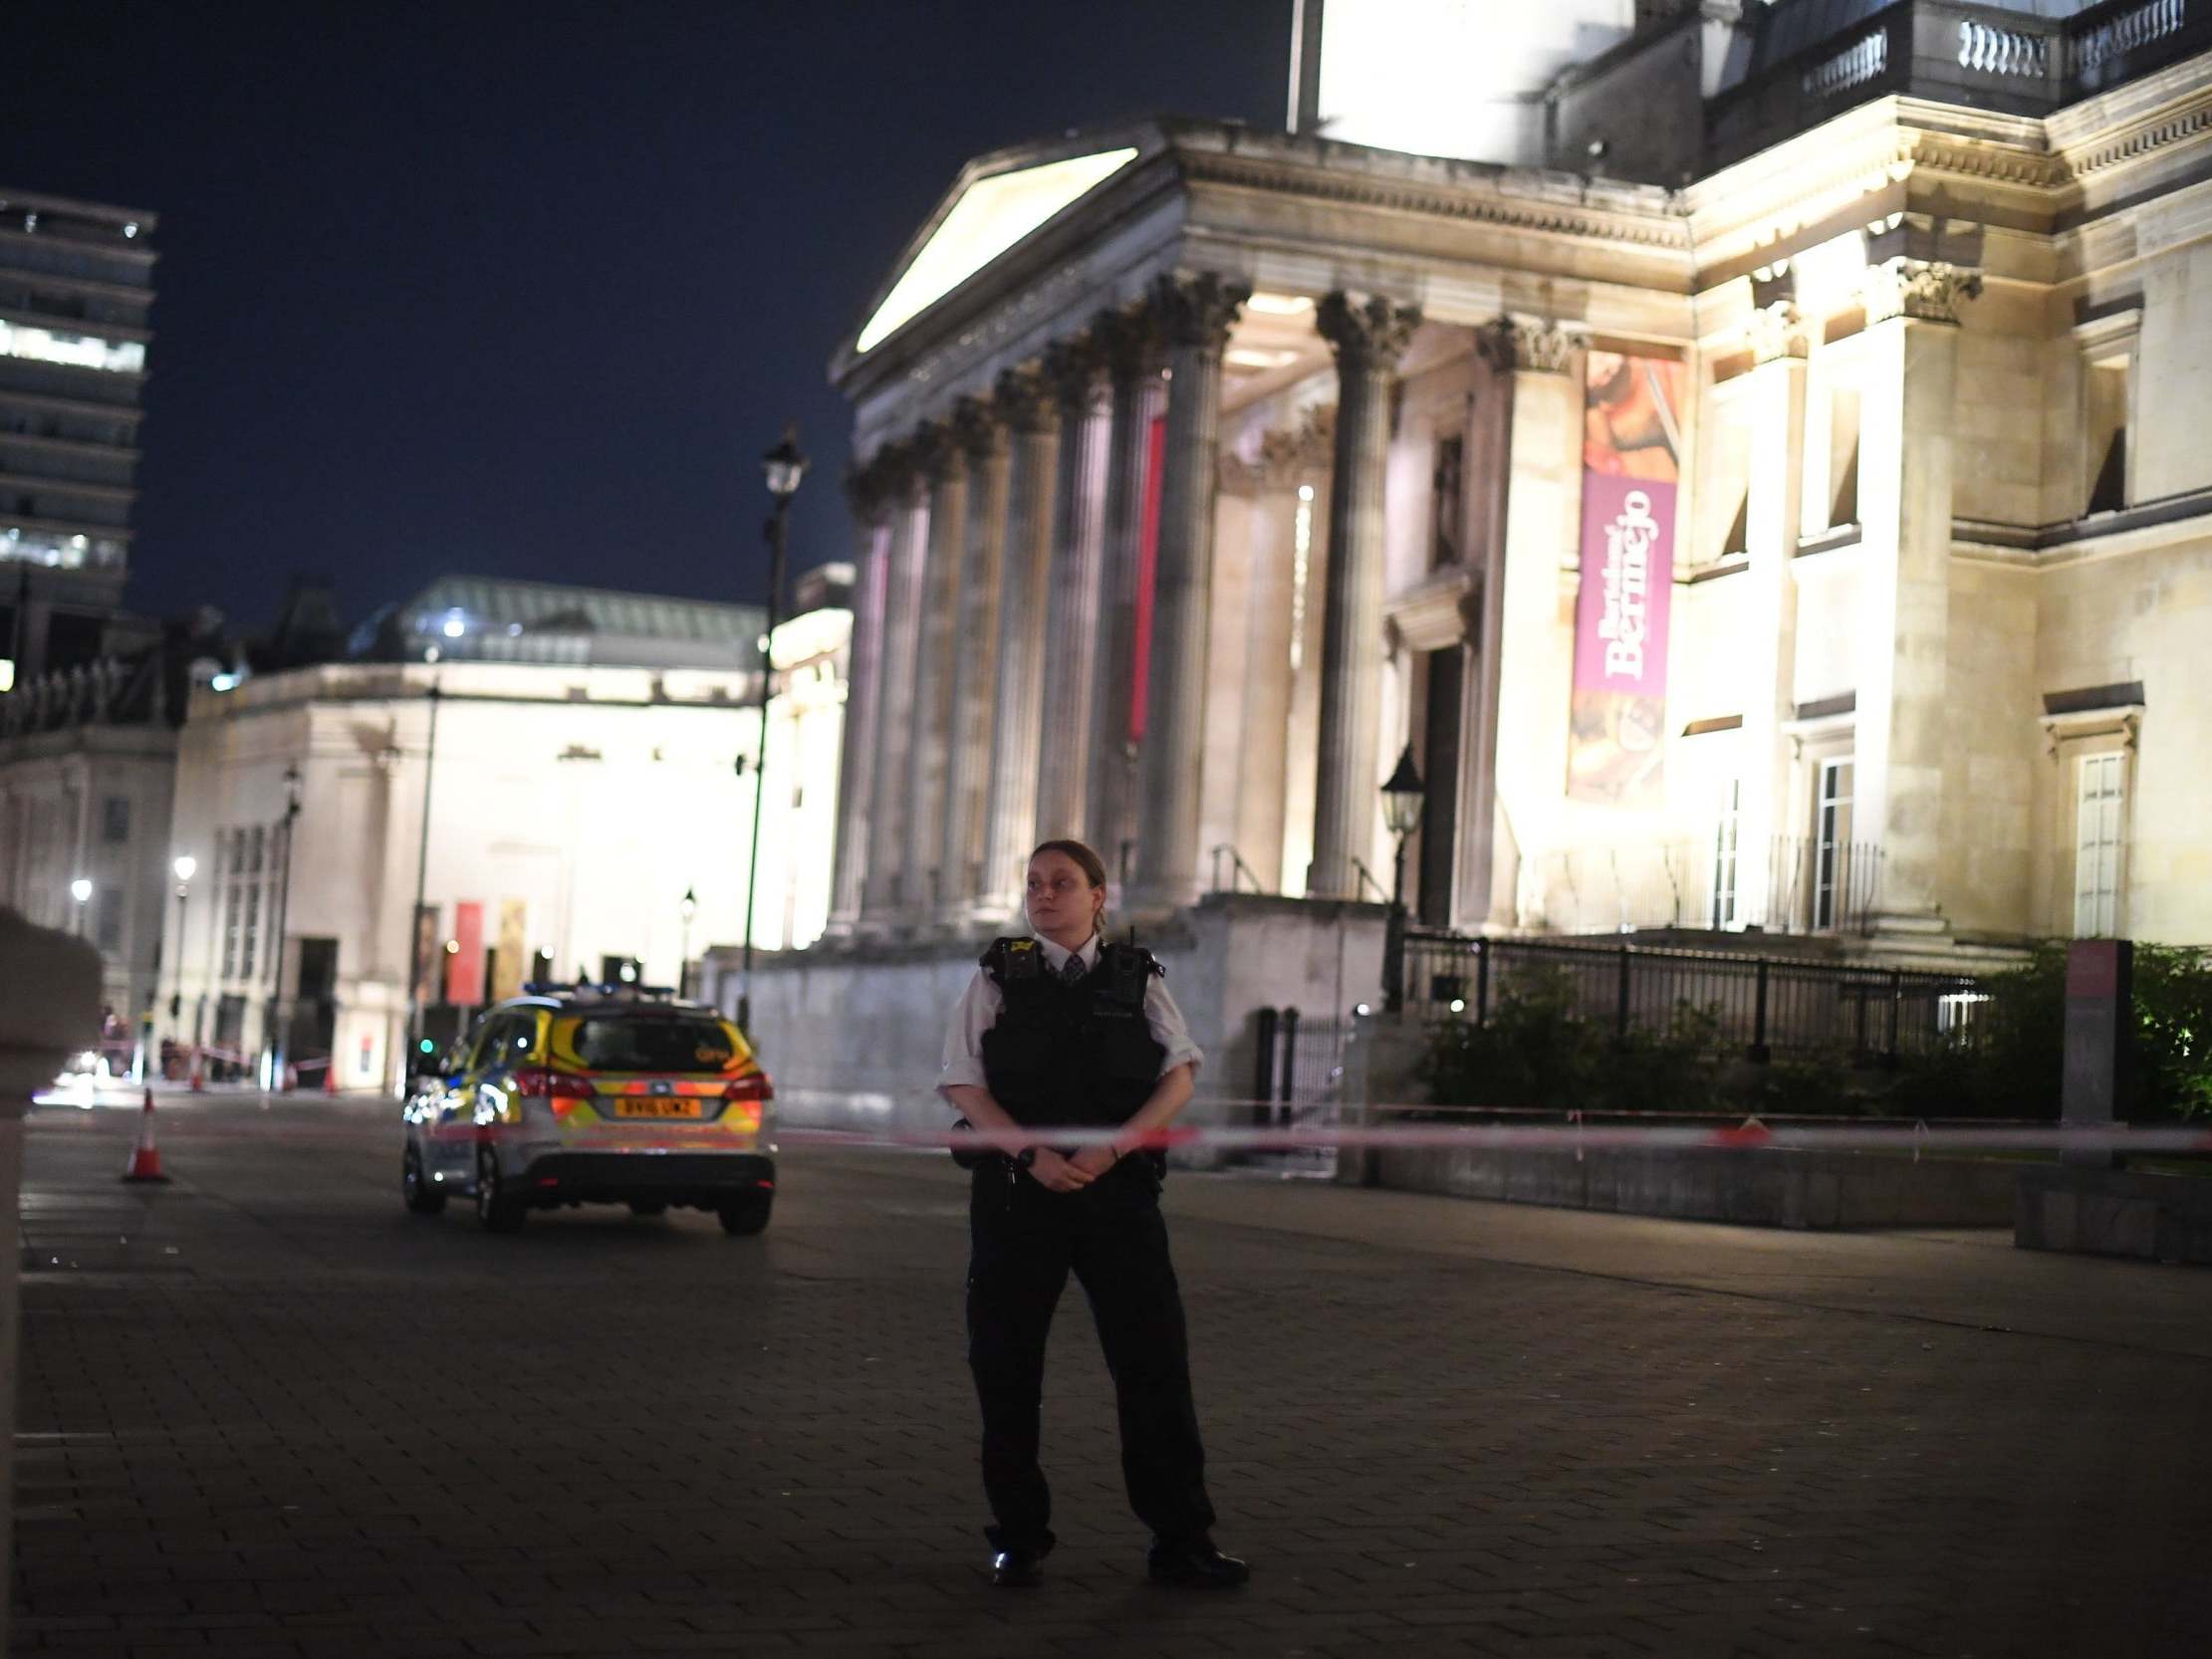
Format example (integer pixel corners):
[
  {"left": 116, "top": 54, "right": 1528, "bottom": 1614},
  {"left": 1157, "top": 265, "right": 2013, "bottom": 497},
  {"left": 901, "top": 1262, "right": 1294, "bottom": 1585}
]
[{"left": 938, "top": 837, "right": 1249, "bottom": 1590}]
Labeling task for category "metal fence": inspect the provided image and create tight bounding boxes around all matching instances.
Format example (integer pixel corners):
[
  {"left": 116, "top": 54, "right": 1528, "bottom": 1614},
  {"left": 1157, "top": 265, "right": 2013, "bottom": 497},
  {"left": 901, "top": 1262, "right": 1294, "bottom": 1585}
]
[
  {"left": 1244, "top": 1007, "right": 1352, "bottom": 1177},
  {"left": 1400, "top": 931, "right": 1987, "bottom": 1064}
]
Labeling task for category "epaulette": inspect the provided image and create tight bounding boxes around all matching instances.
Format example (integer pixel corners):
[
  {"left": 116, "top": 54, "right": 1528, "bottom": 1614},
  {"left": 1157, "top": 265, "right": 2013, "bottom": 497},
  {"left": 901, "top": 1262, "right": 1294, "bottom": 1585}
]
[{"left": 981, "top": 935, "right": 1044, "bottom": 984}]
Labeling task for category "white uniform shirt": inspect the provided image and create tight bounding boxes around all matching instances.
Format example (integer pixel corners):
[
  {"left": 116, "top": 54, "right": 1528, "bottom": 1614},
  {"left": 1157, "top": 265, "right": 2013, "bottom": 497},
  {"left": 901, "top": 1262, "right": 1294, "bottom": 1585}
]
[{"left": 937, "top": 932, "right": 1203, "bottom": 1104}]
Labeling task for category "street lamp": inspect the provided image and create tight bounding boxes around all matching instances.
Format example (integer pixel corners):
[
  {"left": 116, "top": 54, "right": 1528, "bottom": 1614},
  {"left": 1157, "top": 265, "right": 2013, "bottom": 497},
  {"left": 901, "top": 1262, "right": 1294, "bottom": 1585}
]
[
  {"left": 738, "top": 422, "right": 808, "bottom": 1033},
  {"left": 678, "top": 885, "right": 698, "bottom": 999},
  {"left": 265, "top": 761, "right": 304, "bottom": 1088},
  {"left": 1379, "top": 746, "right": 1425, "bottom": 1014},
  {"left": 69, "top": 875, "right": 93, "bottom": 937},
  {"left": 168, "top": 854, "right": 195, "bottom": 1078}
]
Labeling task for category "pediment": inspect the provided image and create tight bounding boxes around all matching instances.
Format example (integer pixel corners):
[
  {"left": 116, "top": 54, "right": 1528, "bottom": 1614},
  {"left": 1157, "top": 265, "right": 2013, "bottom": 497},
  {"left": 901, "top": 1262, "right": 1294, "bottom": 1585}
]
[{"left": 854, "top": 145, "right": 1140, "bottom": 356}]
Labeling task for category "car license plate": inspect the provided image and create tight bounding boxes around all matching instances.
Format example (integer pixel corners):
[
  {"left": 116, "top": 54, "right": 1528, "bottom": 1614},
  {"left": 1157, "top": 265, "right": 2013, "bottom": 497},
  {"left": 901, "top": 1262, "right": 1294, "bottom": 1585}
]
[{"left": 614, "top": 1097, "right": 703, "bottom": 1119}]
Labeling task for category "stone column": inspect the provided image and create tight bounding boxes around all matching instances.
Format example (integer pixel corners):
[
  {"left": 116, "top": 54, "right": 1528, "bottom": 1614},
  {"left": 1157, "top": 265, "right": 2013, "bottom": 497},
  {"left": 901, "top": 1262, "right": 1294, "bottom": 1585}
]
[
  {"left": 1033, "top": 337, "right": 1112, "bottom": 847},
  {"left": 976, "top": 367, "right": 1061, "bottom": 921},
  {"left": 1129, "top": 273, "right": 1248, "bottom": 913},
  {"left": 1739, "top": 283, "right": 1810, "bottom": 928},
  {"left": 899, "top": 425, "right": 966, "bottom": 925},
  {"left": 1307, "top": 291, "right": 1421, "bottom": 899},
  {"left": 1084, "top": 308, "right": 1162, "bottom": 885},
  {"left": 861, "top": 448, "right": 927, "bottom": 925},
  {"left": 1855, "top": 258, "right": 1980, "bottom": 926},
  {"left": 937, "top": 398, "right": 1011, "bottom": 919},
  {"left": 825, "top": 462, "right": 891, "bottom": 937},
  {"left": 1475, "top": 317, "right": 1582, "bottom": 928}
]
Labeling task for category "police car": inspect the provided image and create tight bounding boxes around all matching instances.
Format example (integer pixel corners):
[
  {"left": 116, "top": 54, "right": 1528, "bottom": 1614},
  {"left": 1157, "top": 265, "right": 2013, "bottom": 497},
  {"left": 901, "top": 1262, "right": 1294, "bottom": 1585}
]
[{"left": 400, "top": 983, "right": 775, "bottom": 1235}]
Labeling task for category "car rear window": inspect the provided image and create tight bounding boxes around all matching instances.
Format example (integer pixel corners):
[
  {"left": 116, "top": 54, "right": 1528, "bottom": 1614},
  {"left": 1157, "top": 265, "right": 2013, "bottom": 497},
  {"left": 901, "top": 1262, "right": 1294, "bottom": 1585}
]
[{"left": 567, "top": 1015, "right": 739, "bottom": 1074}]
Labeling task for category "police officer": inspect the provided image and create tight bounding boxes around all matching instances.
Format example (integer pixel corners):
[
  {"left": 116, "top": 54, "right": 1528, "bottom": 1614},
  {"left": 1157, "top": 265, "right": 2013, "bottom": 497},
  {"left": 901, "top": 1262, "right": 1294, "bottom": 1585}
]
[{"left": 939, "top": 837, "right": 1249, "bottom": 1591}]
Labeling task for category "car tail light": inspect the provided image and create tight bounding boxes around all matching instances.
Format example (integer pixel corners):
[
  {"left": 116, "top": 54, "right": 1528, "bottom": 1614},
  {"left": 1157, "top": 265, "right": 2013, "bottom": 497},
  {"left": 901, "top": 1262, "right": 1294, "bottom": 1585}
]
[
  {"left": 511, "top": 1066, "right": 595, "bottom": 1117},
  {"left": 723, "top": 1071, "right": 774, "bottom": 1103}
]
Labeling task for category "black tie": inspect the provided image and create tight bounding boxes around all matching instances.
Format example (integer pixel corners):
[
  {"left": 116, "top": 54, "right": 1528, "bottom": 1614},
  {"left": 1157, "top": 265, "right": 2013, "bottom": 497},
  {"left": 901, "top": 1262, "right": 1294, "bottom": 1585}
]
[{"left": 1061, "top": 952, "right": 1087, "bottom": 986}]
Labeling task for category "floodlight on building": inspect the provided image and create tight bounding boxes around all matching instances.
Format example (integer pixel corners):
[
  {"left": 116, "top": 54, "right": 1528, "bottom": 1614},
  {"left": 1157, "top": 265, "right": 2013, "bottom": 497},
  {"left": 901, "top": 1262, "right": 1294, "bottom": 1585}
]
[
  {"left": 70, "top": 877, "right": 94, "bottom": 904},
  {"left": 172, "top": 854, "right": 196, "bottom": 886},
  {"left": 441, "top": 611, "right": 466, "bottom": 638},
  {"left": 1245, "top": 292, "right": 1315, "bottom": 316},
  {"left": 209, "top": 672, "right": 239, "bottom": 692}
]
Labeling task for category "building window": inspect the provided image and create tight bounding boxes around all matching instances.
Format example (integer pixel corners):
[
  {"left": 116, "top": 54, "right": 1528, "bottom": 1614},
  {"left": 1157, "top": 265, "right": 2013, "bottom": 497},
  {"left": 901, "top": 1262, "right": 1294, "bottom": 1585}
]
[
  {"left": 1429, "top": 432, "right": 1464, "bottom": 569},
  {"left": 102, "top": 796, "right": 130, "bottom": 843},
  {"left": 1827, "top": 385, "right": 1860, "bottom": 528},
  {"left": 2073, "top": 751, "right": 2125, "bottom": 937},
  {"left": 221, "top": 881, "right": 242, "bottom": 980},
  {"left": 249, "top": 826, "right": 265, "bottom": 873},
  {"left": 2085, "top": 356, "right": 2128, "bottom": 515},
  {"left": 96, "top": 892, "right": 123, "bottom": 951},
  {"left": 1814, "top": 758, "right": 1854, "bottom": 931},
  {"left": 1702, "top": 416, "right": 1751, "bottom": 563},
  {"left": 1711, "top": 779, "right": 1741, "bottom": 929},
  {"left": 242, "top": 883, "right": 261, "bottom": 980}
]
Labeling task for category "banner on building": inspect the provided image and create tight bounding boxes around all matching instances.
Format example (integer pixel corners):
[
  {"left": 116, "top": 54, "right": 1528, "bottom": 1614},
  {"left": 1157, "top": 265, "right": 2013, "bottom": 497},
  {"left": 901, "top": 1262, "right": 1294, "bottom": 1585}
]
[
  {"left": 446, "top": 899, "right": 486, "bottom": 1008},
  {"left": 1568, "top": 350, "right": 1687, "bottom": 809},
  {"left": 491, "top": 898, "right": 528, "bottom": 1002}
]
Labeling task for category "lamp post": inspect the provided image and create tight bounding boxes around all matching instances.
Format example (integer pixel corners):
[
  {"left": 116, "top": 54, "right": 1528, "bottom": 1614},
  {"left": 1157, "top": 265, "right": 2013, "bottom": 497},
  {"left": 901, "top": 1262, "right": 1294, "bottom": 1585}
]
[
  {"left": 678, "top": 885, "right": 698, "bottom": 1000},
  {"left": 69, "top": 876, "right": 93, "bottom": 938},
  {"left": 1379, "top": 746, "right": 1424, "bottom": 1014},
  {"left": 168, "top": 854, "right": 195, "bottom": 1076},
  {"left": 738, "top": 423, "right": 808, "bottom": 1033},
  {"left": 264, "top": 762, "right": 303, "bottom": 1088}
]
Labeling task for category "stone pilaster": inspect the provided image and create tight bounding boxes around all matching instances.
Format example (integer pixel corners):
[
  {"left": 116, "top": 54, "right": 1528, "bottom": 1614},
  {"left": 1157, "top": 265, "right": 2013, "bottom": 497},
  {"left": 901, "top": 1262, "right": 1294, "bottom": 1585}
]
[
  {"left": 898, "top": 423, "right": 966, "bottom": 924},
  {"left": 1083, "top": 306, "right": 1162, "bottom": 884},
  {"left": 1307, "top": 290, "right": 1421, "bottom": 900},
  {"left": 1739, "top": 342, "right": 1806, "bottom": 929},
  {"left": 1129, "top": 272, "right": 1249, "bottom": 913},
  {"left": 1033, "top": 336, "right": 1112, "bottom": 848},
  {"left": 976, "top": 367, "right": 1060, "bottom": 921},
  {"left": 1853, "top": 264, "right": 1977, "bottom": 926},
  {"left": 936, "top": 398, "right": 1012, "bottom": 920},
  {"left": 860, "top": 445, "right": 927, "bottom": 924},
  {"left": 825, "top": 457, "right": 892, "bottom": 935}
]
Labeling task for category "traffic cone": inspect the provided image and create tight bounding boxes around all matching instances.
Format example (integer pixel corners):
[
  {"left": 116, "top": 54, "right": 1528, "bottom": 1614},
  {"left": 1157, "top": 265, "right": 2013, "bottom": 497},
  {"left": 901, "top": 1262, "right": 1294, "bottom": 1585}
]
[
  {"left": 188, "top": 1046, "right": 205, "bottom": 1093},
  {"left": 323, "top": 1056, "right": 340, "bottom": 1097},
  {"left": 122, "top": 1089, "right": 170, "bottom": 1184}
]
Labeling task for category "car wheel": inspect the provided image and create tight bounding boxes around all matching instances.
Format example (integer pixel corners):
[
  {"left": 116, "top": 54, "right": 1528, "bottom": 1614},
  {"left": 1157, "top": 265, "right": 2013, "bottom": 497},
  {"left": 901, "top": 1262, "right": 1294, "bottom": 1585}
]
[
  {"left": 627, "top": 1199, "right": 667, "bottom": 1217},
  {"left": 402, "top": 1144, "right": 446, "bottom": 1215},
  {"left": 475, "top": 1145, "right": 527, "bottom": 1233},
  {"left": 717, "top": 1191, "right": 772, "bottom": 1236}
]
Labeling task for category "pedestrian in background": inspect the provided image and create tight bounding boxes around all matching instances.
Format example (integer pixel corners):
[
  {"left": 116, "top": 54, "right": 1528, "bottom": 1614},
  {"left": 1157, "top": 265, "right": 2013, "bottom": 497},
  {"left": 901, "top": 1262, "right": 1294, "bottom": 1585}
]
[{"left": 939, "top": 837, "right": 1248, "bottom": 1590}]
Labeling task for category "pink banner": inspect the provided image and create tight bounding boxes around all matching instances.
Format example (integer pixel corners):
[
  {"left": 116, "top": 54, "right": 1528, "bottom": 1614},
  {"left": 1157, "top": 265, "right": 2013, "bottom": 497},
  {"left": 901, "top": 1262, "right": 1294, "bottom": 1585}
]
[
  {"left": 446, "top": 900, "right": 485, "bottom": 1008},
  {"left": 1569, "top": 351, "right": 1685, "bottom": 809}
]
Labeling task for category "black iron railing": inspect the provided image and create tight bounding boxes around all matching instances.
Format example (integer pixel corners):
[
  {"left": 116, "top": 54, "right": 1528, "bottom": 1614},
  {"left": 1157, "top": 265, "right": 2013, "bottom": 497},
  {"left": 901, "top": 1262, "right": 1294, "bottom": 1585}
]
[{"left": 1400, "top": 930, "right": 1987, "bottom": 1064}]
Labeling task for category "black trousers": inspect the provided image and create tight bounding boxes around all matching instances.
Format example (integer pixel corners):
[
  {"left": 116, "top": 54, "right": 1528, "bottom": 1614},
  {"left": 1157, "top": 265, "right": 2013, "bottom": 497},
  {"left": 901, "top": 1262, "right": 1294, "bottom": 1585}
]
[{"left": 965, "top": 1157, "right": 1217, "bottom": 1553}]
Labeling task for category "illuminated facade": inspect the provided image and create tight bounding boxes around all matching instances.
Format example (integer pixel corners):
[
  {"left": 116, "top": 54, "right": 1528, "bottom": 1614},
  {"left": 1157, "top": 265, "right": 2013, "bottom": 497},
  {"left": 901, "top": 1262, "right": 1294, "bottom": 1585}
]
[
  {"left": 0, "top": 189, "right": 153, "bottom": 693},
  {"left": 157, "top": 574, "right": 849, "bottom": 1092},
  {"left": 823, "top": 0, "right": 2212, "bottom": 973}
]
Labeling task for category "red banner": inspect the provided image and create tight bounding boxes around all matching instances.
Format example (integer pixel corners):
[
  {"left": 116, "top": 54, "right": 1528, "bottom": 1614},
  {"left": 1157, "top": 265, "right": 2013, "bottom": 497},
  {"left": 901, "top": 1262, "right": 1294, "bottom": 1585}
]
[
  {"left": 1569, "top": 351, "right": 1687, "bottom": 809},
  {"left": 445, "top": 900, "right": 485, "bottom": 1007}
]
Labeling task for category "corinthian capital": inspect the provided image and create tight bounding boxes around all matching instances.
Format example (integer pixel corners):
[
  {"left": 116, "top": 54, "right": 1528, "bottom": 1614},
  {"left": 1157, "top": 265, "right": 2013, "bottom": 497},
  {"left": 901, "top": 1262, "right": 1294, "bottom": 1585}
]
[
  {"left": 1092, "top": 305, "right": 1157, "bottom": 383},
  {"left": 1042, "top": 335, "right": 1105, "bottom": 411},
  {"left": 950, "top": 395, "right": 1003, "bottom": 463},
  {"left": 1316, "top": 291, "right": 1422, "bottom": 371},
  {"left": 993, "top": 364, "right": 1056, "bottom": 433},
  {"left": 1746, "top": 301, "right": 1809, "bottom": 364},
  {"left": 910, "top": 419, "right": 964, "bottom": 483},
  {"left": 1146, "top": 272, "right": 1251, "bottom": 351},
  {"left": 1476, "top": 315, "right": 1584, "bottom": 375},
  {"left": 1861, "top": 259, "right": 1983, "bottom": 327}
]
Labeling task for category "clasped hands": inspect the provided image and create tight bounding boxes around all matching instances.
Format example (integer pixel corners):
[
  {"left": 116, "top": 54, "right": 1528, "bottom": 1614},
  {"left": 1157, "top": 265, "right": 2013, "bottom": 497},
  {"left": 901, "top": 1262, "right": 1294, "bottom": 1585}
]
[{"left": 1026, "top": 1143, "right": 1119, "bottom": 1193}]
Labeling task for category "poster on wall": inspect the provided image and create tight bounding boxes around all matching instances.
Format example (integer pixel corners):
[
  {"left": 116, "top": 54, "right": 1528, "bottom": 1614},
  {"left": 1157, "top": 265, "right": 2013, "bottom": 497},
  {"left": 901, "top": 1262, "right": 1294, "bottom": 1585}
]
[
  {"left": 491, "top": 899, "right": 528, "bottom": 1003},
  {"left": 445, "top": 899, "right": 486, "bottom": 1008},
  {"left": 1568, "top": 349, "right": 1687, "bottom": 809}
]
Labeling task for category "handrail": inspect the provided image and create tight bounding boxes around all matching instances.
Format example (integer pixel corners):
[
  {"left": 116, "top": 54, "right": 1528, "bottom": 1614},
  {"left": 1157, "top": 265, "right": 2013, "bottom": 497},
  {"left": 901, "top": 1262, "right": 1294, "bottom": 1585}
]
[
  {"left": 1350, "top": 856, "right": 1389, "bottom": 904},
  {"left": 1206, "top": 842, "right": 1268, "bottom": 895}
]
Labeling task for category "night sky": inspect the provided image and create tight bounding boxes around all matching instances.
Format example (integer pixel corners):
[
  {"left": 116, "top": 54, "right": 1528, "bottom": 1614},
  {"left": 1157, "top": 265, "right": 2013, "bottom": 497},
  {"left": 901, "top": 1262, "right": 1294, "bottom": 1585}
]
[{"left": 9, "top": 0, "right": 1289, "bottom": 631}]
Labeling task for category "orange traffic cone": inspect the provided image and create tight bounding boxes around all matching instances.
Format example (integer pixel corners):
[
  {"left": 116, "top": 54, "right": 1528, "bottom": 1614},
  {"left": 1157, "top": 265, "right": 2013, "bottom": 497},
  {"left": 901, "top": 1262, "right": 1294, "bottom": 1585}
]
[
  {"left": 122, "top": 1089, "right": 170, "bottom": 1183},
  {"left": 323, "top": 1056, "right": 340, "bottom": 1097},
  {"left": 188, "top": 1046, "right": 205, "bottom": 1093}
]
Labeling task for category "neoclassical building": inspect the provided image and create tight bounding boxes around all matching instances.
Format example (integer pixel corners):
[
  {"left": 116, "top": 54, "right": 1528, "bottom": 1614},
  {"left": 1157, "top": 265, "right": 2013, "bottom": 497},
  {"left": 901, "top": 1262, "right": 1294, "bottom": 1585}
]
[{"left": 810, "top": 0, "right": 2212, "bottom": 991}]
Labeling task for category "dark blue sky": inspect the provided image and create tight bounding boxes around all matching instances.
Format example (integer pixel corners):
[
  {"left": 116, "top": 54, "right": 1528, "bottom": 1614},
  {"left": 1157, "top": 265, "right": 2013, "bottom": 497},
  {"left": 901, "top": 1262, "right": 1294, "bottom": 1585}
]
[{"left": 9, "top": 0, "right": 1289, "bottom": 629}]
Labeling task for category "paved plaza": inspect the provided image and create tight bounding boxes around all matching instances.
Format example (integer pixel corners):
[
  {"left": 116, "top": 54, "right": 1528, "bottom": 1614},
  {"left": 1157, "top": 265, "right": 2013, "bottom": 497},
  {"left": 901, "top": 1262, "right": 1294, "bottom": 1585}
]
[{"left": 12, "top": 1096, "right": 2212, "bottom": 1658}]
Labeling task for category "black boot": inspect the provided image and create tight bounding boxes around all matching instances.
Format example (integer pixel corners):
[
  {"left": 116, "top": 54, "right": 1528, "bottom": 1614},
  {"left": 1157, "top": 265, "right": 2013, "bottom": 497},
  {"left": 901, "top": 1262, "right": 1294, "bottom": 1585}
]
[{"left": 1147, "top": 1537, "right": 1249, "bottom": 1587}]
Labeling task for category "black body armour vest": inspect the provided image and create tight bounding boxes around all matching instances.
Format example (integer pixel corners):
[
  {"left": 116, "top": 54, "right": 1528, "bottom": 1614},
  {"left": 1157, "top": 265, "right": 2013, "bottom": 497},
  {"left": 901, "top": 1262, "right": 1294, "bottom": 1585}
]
[{"left": 979, "top": 937, "right": 1167, "bottom": 1135}]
